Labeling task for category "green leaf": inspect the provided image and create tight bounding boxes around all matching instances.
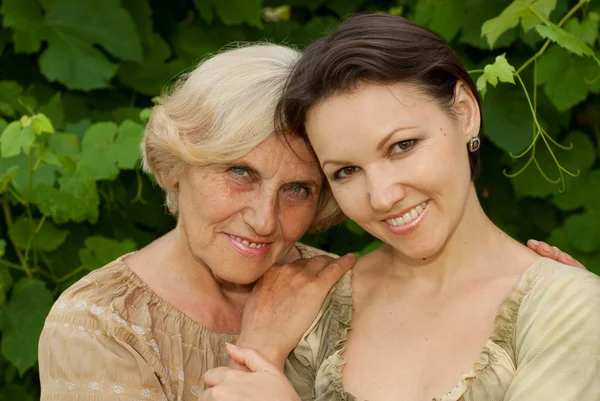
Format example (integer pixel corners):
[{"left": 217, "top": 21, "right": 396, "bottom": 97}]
[
  {"left": 0, "top": 0, "right": 44, "bottom": 53},
  {"left": 345, "top": 219, "right": 366, "bottom": 236},
  {"left": 326, "top": 0, "right": 366, "bottom": 18},
  {"left": 476, "top": 54, "right": 516, "bottom": 95},
  {"left": 76, "top": 122, "right": 119, "bottom": 180},
  {"left": 118, "top": 34, "right": 186, "bottom": 96},
  {"left": 211, "top": 0, "right": 262, "bottom": 27},
  {"left": 414, "top": 0, "right": 463, "bottom": 42},
  {"left": 0, "top": 240, "right": 5, "bottom": 258},
  {"left": 39, "top": 32, "right": 119, "bottom": 91},
  {"left": 31, "top": 114, "right": 54, "bottom": 134},
  {"left": 194, "top": 0, "right": 215, "bottom": 24},
  {"left": 8, "top": 217, "right": 69, "bottom": 252},
  {"left": 0, "top": 122, "right": 35, "bottom": 158},
  {"left": 44, "top": 0, "right": 143, "bottom": 62},
  {"left": 39, "top": 0, "right": 143, "bottom": 90},
  {"left": 0, "top": 279, "right": 53, "bottom": 375},
  {"left": 79, "top": 236, "right": 136, "bottom": 271},
  {"left": 482, "top": 0, "right": 557, "bottom": 48},
  {"left": 114, "top": 120, "right": 144, "bottom": 169},
  {"left": 39, "top": 93, "right": 64, "bottom": 131},
  {"left": 553, "top": 169, "right": 600, "bottom": 211},
  {"left": 122, "top": 0, "right": 154, "bottom": 45},
  {"left": 0, "top": 165, "right": 19, "bottom": 194},
  {"left": 537, "top": 45, "right": 598, "bottom": 111},
  {"left": 535, "top": 24, "right": 598, "bottom": 59},
  {"left": 564, "top": 211, "right": 600, "bottom": 253},
  {"left": 48, "top": 133, "right": 80, "bottom": 159},
  {"left": 482, "top": 84, "right": 533, "bottom": 154},
  {"left": 565, "top": 17, "right": 599, "bottom": 46},
  {"left": 0, "top": 81, "right": 35, "bottom": 118},
  {"left": 29, "top": 174, "right": 99, "bottom": 224}
]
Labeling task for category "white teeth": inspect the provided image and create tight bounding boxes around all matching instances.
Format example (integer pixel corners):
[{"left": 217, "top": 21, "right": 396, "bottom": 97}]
[
  {"left": 385, "top": 201, "right": 429, "bottom": 227},
  {"left": 228, "top": 235, "right": 267, "bottom": 248}
]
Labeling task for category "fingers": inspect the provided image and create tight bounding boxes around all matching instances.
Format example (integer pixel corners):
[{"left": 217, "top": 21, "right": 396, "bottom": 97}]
[
  {"left": 316, "top": 253, "right": 356, "bottom": 282},
  {"left": 204, "top": 367, "right": 230, "bottom": 387},
  {"left": 226, "top": 344, "right": 280, "bottom": 375},
  {"left": 528, "top": 240, "right": 586, "bottom": 270}
]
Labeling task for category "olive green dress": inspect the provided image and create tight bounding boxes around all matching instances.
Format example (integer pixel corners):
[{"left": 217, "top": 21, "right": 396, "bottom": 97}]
[
  {"left": 284, "top": 258, "right": 600, "bottom": 401},
  {"left": 38, "top": 243, "right": 331, "bottom": 401}
]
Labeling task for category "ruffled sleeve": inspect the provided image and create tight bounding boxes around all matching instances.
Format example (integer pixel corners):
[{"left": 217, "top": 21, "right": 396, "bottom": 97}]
[
  {"left": 285, "top": 270, "right": 354, "bottom": 401},
  {"left": 503, "top": 259, "right": 600, "bottom": 400}
]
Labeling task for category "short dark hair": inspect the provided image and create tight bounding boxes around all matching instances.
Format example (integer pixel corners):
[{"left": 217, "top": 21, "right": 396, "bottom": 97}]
[{"left": 276, "top": 13, "right": 482, "bottom": 179}]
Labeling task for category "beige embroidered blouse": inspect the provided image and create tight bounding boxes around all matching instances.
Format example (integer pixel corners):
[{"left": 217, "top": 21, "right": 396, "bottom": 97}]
[
  {"left": 285, "top": 258, "right": 600, "bottom": 401},
  {"left": 38, "top": 243, "right": 330, "bottom": 401}
]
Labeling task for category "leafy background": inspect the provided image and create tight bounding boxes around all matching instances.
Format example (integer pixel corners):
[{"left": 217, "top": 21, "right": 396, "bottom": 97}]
[{"left": 0, "top": 0, "right": 599, "bottom": 397}]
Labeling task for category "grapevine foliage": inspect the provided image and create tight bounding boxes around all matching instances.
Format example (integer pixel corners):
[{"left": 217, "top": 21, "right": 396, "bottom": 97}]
[{"left": 0, "top": 0, "right": 599, "bottom": 397}]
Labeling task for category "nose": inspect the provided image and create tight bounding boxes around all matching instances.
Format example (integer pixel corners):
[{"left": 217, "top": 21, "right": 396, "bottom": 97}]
[
  {"left": 242, "top": 189, "right": 278, "bottom": 237},
  {"left": 367, "top": 164, "right": 406, "bottom": 212}
]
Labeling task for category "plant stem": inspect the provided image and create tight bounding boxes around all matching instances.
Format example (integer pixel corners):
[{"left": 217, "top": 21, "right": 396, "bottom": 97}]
[
  {"left": 1, "top": 198, "right": 32, "bottom": 278},
  {"left": 515, "top": 0, "right": 588, "bottom": 75}
]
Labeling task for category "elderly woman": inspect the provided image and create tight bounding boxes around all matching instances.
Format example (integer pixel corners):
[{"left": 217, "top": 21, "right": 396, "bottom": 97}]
[
  {"left": 202, "top": 14, "right": 600, "bottom": 401},
  {"left": 37, "top": 44, "right": 355, "bottom": 401}
]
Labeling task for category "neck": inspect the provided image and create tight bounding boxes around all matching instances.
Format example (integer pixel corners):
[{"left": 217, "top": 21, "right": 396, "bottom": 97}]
[{"left": 387, "top": 186, "right": 511, "bottom": 289}]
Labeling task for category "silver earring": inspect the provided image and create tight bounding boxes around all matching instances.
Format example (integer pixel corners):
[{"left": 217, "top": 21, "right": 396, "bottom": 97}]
[{"left": 468, "top": 136, "right": 480, "bottom": 152}]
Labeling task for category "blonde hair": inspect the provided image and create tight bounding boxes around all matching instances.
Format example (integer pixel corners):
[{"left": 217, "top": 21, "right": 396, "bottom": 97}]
[{"left": 141, "top": 43, "right": 345, "bottom": 232}]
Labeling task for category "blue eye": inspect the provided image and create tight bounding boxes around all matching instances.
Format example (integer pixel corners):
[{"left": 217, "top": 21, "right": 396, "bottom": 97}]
[
  {"left": 289, "top": 184, "right": 310, "bottom": 196},
  {"left": 334, "top": 166, "right": 359, "bottom": 179},
  {"left": 229, "top": 167, "right": 249, "bottom": 177},
  {"left": 391, "top": 140, "right": 417, "bottom": 154}
]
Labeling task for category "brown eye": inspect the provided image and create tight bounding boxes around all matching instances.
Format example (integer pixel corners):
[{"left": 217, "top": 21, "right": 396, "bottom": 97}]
[
  {"left": 334, "top": 166, "right": 359, "bottom": 179},
  {"left": 391, "top": 139, "right": 417, "bottom": 154}
]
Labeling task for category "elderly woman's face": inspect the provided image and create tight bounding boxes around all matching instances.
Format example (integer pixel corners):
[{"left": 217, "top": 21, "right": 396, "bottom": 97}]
[{"left": 176, "top": 134, "right": 322, "bottom": 284}]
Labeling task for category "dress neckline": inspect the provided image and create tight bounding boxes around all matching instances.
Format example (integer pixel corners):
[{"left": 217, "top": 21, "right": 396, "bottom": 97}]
[{"left": 336, "top": 257, "right": 546, "bottom": 401}]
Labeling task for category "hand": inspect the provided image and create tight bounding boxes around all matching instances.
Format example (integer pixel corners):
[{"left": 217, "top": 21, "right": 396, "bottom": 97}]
[
  {"left": 527, "top": 240, "right": 586, "bottom": 269},
  {"left": 201, "top": 344, "right": 300, "bottom": 401},
  {"left": 234, "top": 253, "right": 356, "bottom": 371}
]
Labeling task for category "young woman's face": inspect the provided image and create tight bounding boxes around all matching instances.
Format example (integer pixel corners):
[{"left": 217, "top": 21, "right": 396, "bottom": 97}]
[
  {"left": 305, "top": 81, "right": 480, "bottom": 260},
  {"left": 176, "top": 134, "right": 323, "bottom": 285}
]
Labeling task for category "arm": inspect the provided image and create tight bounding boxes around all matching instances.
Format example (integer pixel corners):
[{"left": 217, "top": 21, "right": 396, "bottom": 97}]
[
  {"left": 504, "top": 268, "right": 600, "bottom": 400},
  {"left": 39, "top": 311, "right": 165, "bottom": 400}
]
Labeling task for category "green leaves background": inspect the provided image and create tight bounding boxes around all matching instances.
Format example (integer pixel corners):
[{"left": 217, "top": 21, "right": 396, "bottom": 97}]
[{"left": 0, "top": 0, "right": 599, "bottom": 397}]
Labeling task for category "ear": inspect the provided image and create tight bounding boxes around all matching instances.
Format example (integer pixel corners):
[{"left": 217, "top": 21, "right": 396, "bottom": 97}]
[{"left": 452, "top": 81, "right": 481, "bottom": 140}]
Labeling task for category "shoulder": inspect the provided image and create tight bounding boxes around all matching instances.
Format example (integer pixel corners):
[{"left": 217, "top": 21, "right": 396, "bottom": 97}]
[
  {"left": 516, "top": 258, "right": 600, "bottom": 342},
  {"left": 527, "top": 258, "right": 600, "bottom": 305},
  {"left": 44, "top": 255, "right": 155, "bottom": 335},
  {"left": 295, "top": 242, "right": 339, "bottom": 259}
]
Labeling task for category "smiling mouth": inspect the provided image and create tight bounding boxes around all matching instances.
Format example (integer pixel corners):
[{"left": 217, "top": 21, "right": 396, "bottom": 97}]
[
  {"left": 384, "top": 201, "right": 429, "bottom": 227},
  {"left": 226, "top": 234, "right": 270, "bottom": 249}
]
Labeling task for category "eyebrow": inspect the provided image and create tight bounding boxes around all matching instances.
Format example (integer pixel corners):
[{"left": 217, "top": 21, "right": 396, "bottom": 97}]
[{"left": 321, "top": 125, "right": 417, "bottom": 169}]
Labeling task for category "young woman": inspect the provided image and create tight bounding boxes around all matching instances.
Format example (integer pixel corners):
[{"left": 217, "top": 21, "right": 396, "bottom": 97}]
[{"left": 203, "top": 14, "right": 600, "bottom": 401}]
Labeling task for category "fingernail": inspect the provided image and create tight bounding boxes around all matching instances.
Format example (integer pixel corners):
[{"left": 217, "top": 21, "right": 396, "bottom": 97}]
[
  {"left": 541, "top": 243, "right": 551, "bottom": 252},
  {"left": 564, "top": 253, "right": 574, "bottom": 263},
  {"left": 529, "top": 239, "right": 540, "bottom": 246},
  {"left": 225, "top": 342, "right": 239, "bottom": 349}
]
